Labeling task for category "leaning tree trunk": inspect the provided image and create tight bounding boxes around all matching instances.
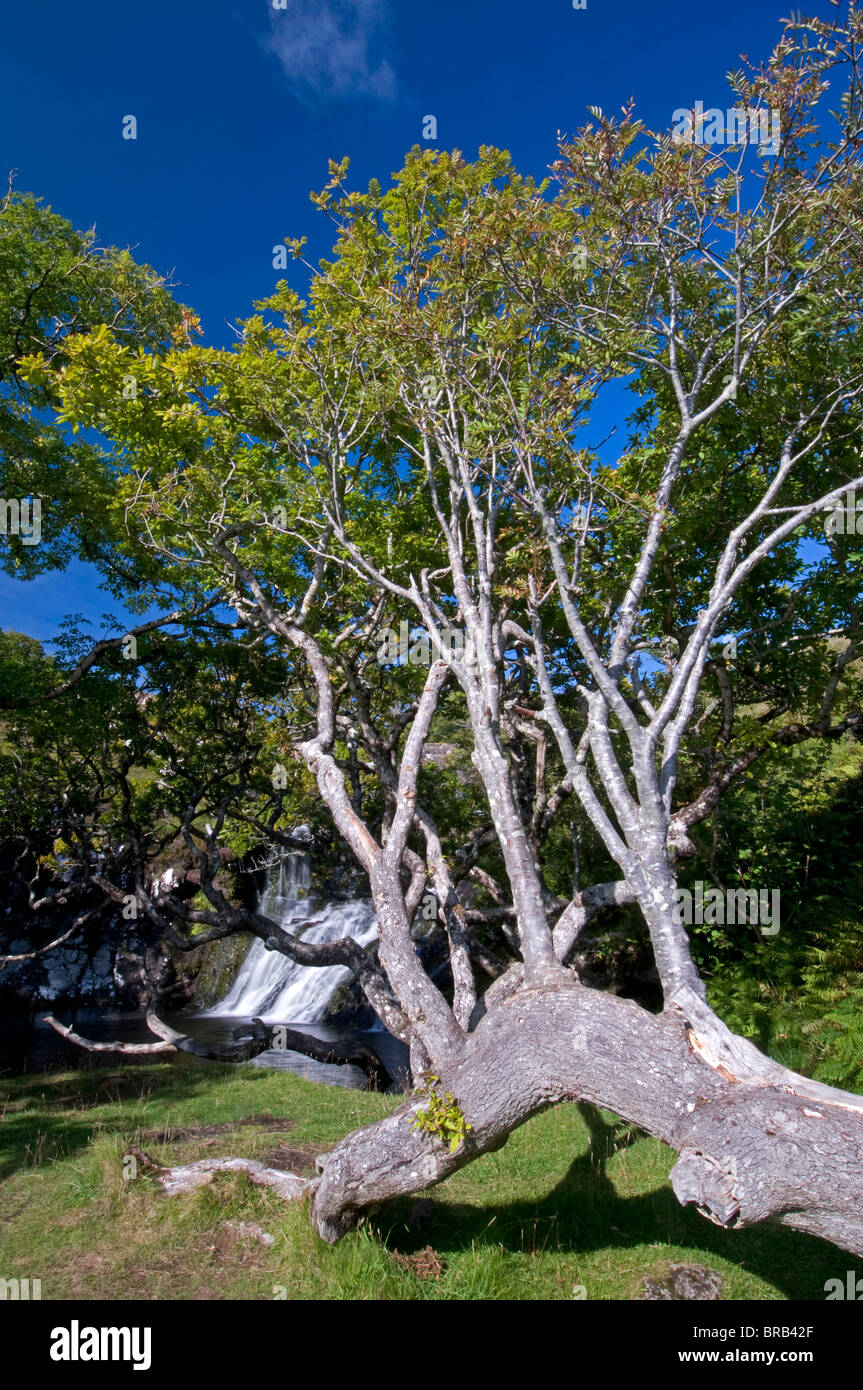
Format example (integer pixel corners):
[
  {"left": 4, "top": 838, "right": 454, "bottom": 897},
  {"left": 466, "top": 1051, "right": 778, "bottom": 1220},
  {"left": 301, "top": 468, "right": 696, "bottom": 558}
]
[{"left": 310, "top": 980, "right": 863, "bottom": 1254}]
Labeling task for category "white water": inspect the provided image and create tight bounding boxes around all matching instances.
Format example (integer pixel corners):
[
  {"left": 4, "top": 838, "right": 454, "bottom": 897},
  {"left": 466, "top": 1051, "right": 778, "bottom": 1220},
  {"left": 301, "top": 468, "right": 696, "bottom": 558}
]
[{"left": 206, "top": 853, "right": 378, "bottom": 1023}]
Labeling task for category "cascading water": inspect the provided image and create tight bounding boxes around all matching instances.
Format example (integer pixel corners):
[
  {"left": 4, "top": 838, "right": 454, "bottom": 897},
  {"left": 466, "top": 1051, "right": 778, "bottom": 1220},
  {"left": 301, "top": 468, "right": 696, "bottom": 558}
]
[{"left": 206, "top": 852, "right": 378, "bottom": 1023}]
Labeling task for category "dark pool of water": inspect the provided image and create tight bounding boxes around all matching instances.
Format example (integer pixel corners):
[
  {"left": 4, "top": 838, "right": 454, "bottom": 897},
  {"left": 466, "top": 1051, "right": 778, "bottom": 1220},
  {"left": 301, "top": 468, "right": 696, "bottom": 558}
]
[{"left": 0, "top": 1008, "right": 410, "bottom": 1092}]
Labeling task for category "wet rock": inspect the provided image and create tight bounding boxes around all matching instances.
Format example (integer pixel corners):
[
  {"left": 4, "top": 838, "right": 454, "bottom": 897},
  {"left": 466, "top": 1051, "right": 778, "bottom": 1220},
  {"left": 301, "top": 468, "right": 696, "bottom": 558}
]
[{"left": 191, "top": 933, "right": 254, "bottom": 1010}]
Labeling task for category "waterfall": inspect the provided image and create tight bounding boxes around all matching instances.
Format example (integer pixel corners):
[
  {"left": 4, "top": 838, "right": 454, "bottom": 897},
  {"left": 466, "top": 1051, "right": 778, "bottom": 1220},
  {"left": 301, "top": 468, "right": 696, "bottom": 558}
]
[{"left": 206, "top": 852, "right": 378, "bottom": 1023}]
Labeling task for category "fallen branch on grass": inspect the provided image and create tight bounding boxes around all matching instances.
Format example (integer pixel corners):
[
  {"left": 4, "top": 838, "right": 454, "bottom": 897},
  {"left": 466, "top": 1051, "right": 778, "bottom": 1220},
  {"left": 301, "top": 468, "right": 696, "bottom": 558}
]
[
  {"left": 43, "top": 1011, "right": 392, "bottom": 1089},
  {"left": 125, "top": 1145, "right": 312, "bottom": 1200}
]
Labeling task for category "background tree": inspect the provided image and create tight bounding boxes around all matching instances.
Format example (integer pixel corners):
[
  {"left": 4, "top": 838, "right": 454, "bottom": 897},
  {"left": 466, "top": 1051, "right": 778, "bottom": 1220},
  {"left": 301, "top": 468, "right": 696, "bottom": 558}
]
[{"left": 0, "top": 183, "right": 186, "bottom": 583}]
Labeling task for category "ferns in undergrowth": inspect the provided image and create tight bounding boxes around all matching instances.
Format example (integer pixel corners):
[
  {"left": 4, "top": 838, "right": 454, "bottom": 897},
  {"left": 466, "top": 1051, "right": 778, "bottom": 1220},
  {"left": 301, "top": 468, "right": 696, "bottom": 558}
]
[
  {"left": 707, "top": 915, "right": 863, "bottom": 1094},
  {"left": 696, "top": 741, "right": 863, "bottom": 1094},
  {"left": 798, "top": 919, "right": 863, "bottom": 1091}
]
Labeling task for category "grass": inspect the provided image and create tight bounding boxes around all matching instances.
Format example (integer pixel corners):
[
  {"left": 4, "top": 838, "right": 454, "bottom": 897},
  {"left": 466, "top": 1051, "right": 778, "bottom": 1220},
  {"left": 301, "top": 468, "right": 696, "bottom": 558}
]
[{"left": 0, "top": 1058, "right": 846, "bottom": 1300}]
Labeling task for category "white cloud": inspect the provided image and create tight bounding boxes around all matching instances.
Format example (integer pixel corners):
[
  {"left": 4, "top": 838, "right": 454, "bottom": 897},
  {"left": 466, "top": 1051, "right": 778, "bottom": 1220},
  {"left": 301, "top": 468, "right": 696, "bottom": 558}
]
[{"left": 264, "top": 0, "right": 396, "bottom": 103}]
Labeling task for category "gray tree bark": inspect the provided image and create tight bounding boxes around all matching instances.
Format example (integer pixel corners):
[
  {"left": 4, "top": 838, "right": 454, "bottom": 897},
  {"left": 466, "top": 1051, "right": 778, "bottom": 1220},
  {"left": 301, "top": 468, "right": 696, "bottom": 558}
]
[{"left": 309, "top": 982, "right": 863, "bottom": 1254}]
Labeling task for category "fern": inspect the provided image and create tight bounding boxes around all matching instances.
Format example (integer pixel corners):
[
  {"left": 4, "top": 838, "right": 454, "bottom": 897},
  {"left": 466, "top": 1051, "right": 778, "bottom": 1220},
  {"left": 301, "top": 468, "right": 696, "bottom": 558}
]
[{"left": 708, "top": 919, "right": 863, "bottom": 1092}]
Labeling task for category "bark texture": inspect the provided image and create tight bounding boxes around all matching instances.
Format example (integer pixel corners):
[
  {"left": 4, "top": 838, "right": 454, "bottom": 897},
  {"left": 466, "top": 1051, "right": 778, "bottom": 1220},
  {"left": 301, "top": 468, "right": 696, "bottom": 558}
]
[{"left": 308, "top": 982, "right": 863, "bottom": 1252}]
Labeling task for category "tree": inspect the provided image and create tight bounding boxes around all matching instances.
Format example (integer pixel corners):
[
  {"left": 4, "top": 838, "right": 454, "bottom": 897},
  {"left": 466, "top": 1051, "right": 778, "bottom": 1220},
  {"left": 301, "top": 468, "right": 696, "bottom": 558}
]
[
  {"left": 10, "top": 9, "right": 863, "bottom": 1251},
  {"left": 0, "top": 181, "right": 186, "bottom": 581}
]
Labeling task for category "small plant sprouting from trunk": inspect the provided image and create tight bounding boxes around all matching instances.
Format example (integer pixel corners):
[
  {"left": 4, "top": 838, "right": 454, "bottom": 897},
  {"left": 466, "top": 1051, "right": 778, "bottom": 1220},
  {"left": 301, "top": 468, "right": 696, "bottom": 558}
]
[{"left": 411, "top": 1076, "right": 473, "bottom": 1154}]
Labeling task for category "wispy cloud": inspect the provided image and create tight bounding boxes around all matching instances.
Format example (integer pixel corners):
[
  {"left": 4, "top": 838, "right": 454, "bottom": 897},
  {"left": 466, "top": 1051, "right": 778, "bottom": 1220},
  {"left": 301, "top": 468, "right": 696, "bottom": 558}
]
[{"left": 264, "top": 0, "right": 396, "bottom": 104}]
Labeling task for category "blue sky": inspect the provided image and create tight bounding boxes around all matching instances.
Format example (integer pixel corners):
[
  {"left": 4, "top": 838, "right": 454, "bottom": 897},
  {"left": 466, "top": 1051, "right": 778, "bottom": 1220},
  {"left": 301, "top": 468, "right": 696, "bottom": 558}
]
[{"left": 0, "top": 0, "right": 826, "bottom": 644}]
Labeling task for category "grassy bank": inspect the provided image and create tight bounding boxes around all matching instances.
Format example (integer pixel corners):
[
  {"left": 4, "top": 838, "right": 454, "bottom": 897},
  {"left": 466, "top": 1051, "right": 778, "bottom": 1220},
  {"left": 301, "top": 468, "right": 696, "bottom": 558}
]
[{"left": 0, "top": 1060, "right": 844, "bottom": 1300}]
